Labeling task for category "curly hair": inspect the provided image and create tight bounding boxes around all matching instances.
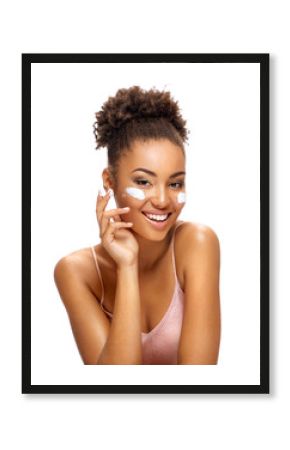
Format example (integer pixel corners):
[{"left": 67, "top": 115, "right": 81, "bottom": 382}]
[{"left": 93, "top": 85, "right": 189, "bottom": 180}]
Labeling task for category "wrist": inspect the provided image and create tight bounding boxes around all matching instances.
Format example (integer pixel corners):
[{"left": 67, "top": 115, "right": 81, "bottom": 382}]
[{"left": 116, "top": 261, "right": 138, "bottom": 272}]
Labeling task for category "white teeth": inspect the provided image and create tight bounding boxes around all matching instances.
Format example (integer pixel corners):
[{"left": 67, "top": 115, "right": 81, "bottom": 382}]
[{"left": 145, "top": 213, "right": 169, "bottom": 221}]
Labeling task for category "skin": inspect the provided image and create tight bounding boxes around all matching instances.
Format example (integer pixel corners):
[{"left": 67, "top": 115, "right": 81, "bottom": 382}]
[{"left": 54, "top": 138, "right": 221, "bottom": 364}]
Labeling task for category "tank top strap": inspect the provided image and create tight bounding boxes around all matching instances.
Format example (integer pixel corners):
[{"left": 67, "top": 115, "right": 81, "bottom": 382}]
[
  {"left": 171, "top": 222, "right": 185, "bottom": 285},
  {"left": 90, "top": 246, "right": 105, "bottom": 305},
  {"left": 90, "top": 246, "right": 114, "bottom": 318}
]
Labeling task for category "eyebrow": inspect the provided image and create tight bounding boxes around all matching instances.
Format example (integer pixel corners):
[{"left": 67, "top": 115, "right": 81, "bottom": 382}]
[{"left": 131, "top": 168, "right": 186, "bottom": 178}]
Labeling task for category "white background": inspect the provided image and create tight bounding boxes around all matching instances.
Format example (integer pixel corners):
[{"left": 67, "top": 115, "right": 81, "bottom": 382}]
[
  {"left": 31, "top": 62, "right": 260, "bottom": 386},
  {"left": 1, "top": 0, "right": 288, "bottom": 449}
]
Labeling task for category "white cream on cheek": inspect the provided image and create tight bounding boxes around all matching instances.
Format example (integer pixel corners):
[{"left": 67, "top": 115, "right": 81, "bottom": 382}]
[
  {"left": 177, "top": 192, "right": 186, "bottom": 204},
  {"left": 124, "top": 186, "right": 186, "bottom": 204},
  {"left": 125, "top": 187, "right": 145, "bottom": 200}
]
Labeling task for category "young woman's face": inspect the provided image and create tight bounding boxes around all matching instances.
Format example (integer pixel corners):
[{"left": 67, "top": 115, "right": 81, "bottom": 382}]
[{"left": 112, "top": 139, "right": 186, "bottom": 241}]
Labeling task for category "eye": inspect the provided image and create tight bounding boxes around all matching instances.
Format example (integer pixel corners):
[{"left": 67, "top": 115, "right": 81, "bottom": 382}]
[
  {"left": 134, "top": 178, "right": 151, "bottom": 187},
  {"left": 133, "top": 178, "right": 184, "bottom": 189},
  {"left": 170, "top": 181, "right": 184, "bottom": 189}
]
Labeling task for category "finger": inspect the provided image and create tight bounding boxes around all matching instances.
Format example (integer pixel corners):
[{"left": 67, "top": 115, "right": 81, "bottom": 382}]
[
  {"left": 102, "top": 221, "right": 133, "bottom": 243},
  {"left": 96, "top": 188, "right": 111, "bottom": 207},
  {"left": 101, "top": 207, "right": 130, "bottom": 235},
  {"left": 96, "top": 190, "right": 112, "bottom": 223},
  {"left": 107, "top": 206, "right": 130, "bottom": 223},
  {"left": 109, "top": 214, "right": 121, "bottom": 223},
  {"left": 96, "top": 189, "right": 110, "bottom": 211},
  {"left": 103, "top": 207, "right": 130, "bottom": 219}
]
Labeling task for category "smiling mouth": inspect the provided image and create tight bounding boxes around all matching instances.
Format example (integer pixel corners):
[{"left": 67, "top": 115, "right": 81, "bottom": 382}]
[{"left": 142, "top": 212, "right": 172, "bottom": 222}]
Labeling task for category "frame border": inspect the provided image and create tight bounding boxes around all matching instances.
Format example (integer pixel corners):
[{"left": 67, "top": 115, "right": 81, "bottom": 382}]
[{"left": 22, "top": 53, "right": 269, "bottom": 394}]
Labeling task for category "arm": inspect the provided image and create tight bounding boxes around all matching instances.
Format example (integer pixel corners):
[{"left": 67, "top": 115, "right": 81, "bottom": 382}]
[
  {"left": 97, "top": 264, "right": 142, "bottom": 364},
  {"left": 177, "top": 224, "right": 221, "bottom": 365},
  {"left": 54, "top": 258, "right": 142, "bottom": 365}
]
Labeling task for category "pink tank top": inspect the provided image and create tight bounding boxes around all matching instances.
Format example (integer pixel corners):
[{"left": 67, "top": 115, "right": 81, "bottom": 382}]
[{"left": 90, "top": 222, "right": 185, "bottom": 365}]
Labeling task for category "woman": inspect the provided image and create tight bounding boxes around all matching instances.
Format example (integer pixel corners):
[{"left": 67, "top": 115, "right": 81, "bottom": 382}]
[{"left": 54, "top": 85, "right": 221, "bottom": 365}]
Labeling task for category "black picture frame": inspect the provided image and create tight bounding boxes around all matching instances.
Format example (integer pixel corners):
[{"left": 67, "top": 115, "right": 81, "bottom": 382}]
[{"left": 22, "top": 53, "right": 269, "bottom": 394}]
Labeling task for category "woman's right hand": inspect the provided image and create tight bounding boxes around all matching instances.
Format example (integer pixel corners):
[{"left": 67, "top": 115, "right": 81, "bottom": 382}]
[{"left": 96, "top": 189, "right": 139, "bottom": 267}]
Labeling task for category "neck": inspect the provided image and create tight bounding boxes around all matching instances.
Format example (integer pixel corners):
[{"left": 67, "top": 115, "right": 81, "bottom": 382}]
[{"left": 133, "top": 226, "right": 174, "bottom": 271}]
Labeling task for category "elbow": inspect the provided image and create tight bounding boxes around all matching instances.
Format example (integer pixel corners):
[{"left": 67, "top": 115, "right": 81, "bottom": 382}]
[
  {"left": 95, "top": 351, "right": 143, "bottom": 365},
  {"left": 95, "top": 356, "right": 143, "bottom": 365},
  {"left": 178, "top": 358, "right": 218, "bottom": 365},
  {"left": 177, "top": 349, "right": 220, "bottom": 365}
]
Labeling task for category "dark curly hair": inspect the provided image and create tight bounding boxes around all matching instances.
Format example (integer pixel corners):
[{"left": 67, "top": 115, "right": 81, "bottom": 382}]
[{"left": 93, "top": 85, "right": 189, "bottom": 180}]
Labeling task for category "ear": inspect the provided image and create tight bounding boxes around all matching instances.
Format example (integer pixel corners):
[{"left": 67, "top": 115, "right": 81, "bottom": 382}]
[{"left": 102, "top": 167, "right": 115, "bottom": 193}]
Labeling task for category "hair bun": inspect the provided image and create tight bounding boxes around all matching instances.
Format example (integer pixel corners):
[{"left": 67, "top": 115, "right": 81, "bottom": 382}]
[{"left": 94, "top": 85, "right": 188, "bottom": 149}]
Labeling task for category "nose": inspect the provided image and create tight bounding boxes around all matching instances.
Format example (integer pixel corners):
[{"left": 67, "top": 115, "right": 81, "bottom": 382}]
[{"left": 150, "top": 185, "right": 170, "bottom": 208}]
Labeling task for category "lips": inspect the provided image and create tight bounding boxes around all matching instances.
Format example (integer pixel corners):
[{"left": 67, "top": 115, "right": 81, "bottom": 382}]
[
  {"left": 142, "top": 211, "right": 171, "bottom": 221},
  {"left": 141, "top": 211, "right": 172, "bottom": 229},
  {"left": 142, "top": 211, "right": 172, "bottom": 215}
]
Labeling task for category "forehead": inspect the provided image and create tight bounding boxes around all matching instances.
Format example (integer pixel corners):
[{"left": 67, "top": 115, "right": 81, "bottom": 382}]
[{"left": 119, "top": 139, "right": 185, "bottom": 173}]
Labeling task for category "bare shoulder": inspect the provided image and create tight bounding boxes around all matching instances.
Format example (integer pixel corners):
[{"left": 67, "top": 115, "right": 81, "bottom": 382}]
[
  {"left": 53, "top": 245, "right": 103, "bottom": 295},
  {"left": 175, "top": 221, "right": 220, "bottom": 277},
  {"left": 176, "top": 221, "right": 220, "bottom": 248}
]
